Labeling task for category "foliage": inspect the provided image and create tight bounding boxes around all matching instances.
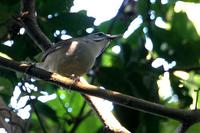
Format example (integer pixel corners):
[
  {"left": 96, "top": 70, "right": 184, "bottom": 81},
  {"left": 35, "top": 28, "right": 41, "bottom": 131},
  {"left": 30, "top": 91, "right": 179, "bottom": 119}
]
[{"left": 0, "top": 0, "right": 200, "bottom": 133}]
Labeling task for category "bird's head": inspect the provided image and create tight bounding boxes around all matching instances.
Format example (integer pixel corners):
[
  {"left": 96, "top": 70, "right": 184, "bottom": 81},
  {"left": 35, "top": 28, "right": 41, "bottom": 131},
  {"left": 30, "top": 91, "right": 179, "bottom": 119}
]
[
  {"left": 80, "top": 32, "right": 121, "bottom": 57},
  {"left": 85, "top": 32, "right": 120, "bottom": 44}
]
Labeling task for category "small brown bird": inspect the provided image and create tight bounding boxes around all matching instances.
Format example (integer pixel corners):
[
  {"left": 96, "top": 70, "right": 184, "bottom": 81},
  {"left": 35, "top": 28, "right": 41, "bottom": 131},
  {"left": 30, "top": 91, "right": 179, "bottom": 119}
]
[{"left": 37, "top": 32, "right": 120, "bottom": 76}]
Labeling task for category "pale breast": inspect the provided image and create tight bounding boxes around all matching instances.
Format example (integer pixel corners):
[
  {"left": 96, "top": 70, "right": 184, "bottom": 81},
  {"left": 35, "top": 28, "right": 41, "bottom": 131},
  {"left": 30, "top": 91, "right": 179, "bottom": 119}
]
[
  {"left": 58, "top": 47, "right": 95, "bottom": 76},
  {"left": 43, "top": 41, "right": 97, "bottom": 76}
]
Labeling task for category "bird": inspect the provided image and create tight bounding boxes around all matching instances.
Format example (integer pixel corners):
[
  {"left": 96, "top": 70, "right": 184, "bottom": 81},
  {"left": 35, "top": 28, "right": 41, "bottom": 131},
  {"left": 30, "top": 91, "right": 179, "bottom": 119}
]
[{"left": 37, "top": 32, "right": 120, "bottom": 77}]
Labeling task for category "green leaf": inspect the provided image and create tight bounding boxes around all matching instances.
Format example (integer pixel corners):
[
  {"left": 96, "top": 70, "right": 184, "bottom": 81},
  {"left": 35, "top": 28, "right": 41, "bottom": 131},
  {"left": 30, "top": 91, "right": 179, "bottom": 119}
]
[
  {"left": 37, "top": 0, "right": 74, "bottom": 16},
  {"left": 98, "top": 16, "right": 132, "bottom": 34},
  {"left": 170, "top": 75, "right": 193, "bottom": 108},
  {"left": 0, "top": 77, "right": 13, "bottom": 92},
  {"left": 76, "top": 113, "right": 102, "bottom": 133},
  {"left": 0, "top": 35, "right": 40, "bottom": 60},
  {"left": 40, "top": 12, "right": 95, "bottom": 38},
  {"left": 0, "top": 77, "right": 14, "bottom": 103},
  {"left": 35, "top": 100, "right": 59, "bottom": 122},
  {"left": 187, "top": 123, "right": 200, "bottom": 133},
  {"left": 0, "top": 0, "right": 19, "bottom": 6},
  {"left": 160, "top": 119, "right": 180, "bottom": 133}
]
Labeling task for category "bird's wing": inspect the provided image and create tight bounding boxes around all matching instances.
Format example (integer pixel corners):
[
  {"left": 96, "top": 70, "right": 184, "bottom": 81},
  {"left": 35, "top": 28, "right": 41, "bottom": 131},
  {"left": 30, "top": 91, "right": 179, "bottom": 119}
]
[{"left": 41, "top": 39, "right": 73, "bottom": 61}]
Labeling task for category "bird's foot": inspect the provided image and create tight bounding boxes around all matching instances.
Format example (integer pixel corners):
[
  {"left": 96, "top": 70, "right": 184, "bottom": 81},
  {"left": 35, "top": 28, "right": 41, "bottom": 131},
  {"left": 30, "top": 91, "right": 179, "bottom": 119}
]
[
  {"left": 70, "top": 74, "right": 80, "bottom": 83},
  {"left": 67, "top": 74, "right": 80, "bottom": 92}
]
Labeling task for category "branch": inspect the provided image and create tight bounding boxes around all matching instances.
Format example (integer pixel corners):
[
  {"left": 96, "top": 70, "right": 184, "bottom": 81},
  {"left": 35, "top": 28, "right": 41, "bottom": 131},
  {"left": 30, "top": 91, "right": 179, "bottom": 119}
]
[
  {"left": 69, "top": 102, "right": 87, "bottom": 133},
  {"left": 79, "top": 78, "right": 130, "bottom": 133},
  {"left": 20, "top": 0, "right": 52, "bottom": 51},
  {"left": 0, "top": 97, "right": 27, "bottom": 133},
  {"left": 17, "top": 1, "right": 200, "bottom": 132},
  {"left": 83, "top": 94, "right": 131, "bottom": 133},
  {"left": 31, "top": 101, "right": 47, "bottom": 133},
  {"left": 107, "top": 0, "right": 129, "bottom": 33},
  {"left": 19, "top": 0, "right": 130, "bottom": 132},
  {"left": 176, "top": 123, "right": 191, "bottom": 133},
  {"left": 1, "top": 57, "right": 200, "bottom": 126}
]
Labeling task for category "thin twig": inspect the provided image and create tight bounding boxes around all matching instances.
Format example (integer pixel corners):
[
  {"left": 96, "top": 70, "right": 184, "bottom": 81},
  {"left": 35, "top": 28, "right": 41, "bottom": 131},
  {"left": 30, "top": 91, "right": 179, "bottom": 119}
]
[
  {"left": 19, "top": 0, "right": 130, "bottom": 132},
  {"left": 0, "top": 101, "right": 26, "bottom": 133},
  {"left": 107, "top": 0, "right": 129, "bottom": 33},
  {"left": 56, "top": 91, "right": 74, "bottom": 119},
  {"left": 145, "top": 0, "right": 152, "bottom": 37},
  {"left": 80, "top": 110, "right": 93, "bottom": 121},
  {"left": 77, "top": 101, "right": 87, "bottom": 118},
  {"left": 176, "top": 123, "right": 191, "bottom": 133},
  {"left": 194, "top": 88, "right": 200, "bottom": 110},
  {"left": 21, "top": 82, "right": 47, "bottom": 133},
  {"left": 69, "top": 109, "right": 93, "bottom": 133},
  {"left": 31, "top": 102, "right": 47, "bottom": 133},
  {"left": 69, "top": 101, "right": 87, "bottom": 133}
]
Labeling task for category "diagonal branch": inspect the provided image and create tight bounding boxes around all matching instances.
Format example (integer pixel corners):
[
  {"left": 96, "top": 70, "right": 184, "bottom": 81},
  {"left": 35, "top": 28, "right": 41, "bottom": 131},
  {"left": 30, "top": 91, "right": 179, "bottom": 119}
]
[
  {"left": 1, "top": 56, "right": 200, "bottom": 126},
  {"left": 0, "top": 97, "right": 27, "bottom": 133},
  {"left": 20, "top": 0, "right": 52, "bottom": 51},
  {"left": 16, "top": 1, "right": 200, "bottom": 133},
  {"left": 107, "top": 0, "right": 129, "bottom": 33},
  {"left": 176, "top": 123, "right": 192, "bottom": 133},
  {"left": 19, "top": 0, "right": 130, "bottom": 132}
]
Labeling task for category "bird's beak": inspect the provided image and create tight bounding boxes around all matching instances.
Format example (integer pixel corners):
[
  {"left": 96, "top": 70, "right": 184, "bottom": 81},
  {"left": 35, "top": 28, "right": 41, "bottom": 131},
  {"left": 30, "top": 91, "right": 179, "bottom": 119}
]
[{"left": 107, "top": 34, "right": 122, "bottom": 40}]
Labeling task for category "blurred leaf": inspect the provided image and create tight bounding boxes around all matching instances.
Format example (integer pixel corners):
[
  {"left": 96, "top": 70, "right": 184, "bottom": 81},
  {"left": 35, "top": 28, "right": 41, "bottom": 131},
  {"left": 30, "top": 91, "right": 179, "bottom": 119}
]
[
  {"left": 114, "top": 105, "right": 140, "bottom": 132},
  {"left": 171, "top": 12, "right": 199, "bottom": 41},
  {"left": 34, "top": 80, "right": 57, "bottom": 94},
  {"left": 76, "top": 113, "right": 102, "bottom": 133},
  {"left": 40, "top": 12, "right": 95, "bottom": 38},
  {"left": 160, "top": 119, "right": 180, "bottom": 133},
  {"left": 0, "top": 67, "right": 18, "bottom": 83},
  {"left": 97, "top": 67, "right": 125, "bottom": 90},
  {"left": 126, "top": 26, "right": 144, "bottom": 46},
  {"left": 0, "top": 4, "right": 17, "bottom": 21},
  {"left": 0, "top": 77, "right": 14, "bottom": 103},
  {"left": 0, "top": 77, "right": 13, "bottom": 92},
  {"left": 0, "top": 27, "right": 8, "bottom": 39},
  {"left": 0, "top": 35, "right": 40, "bottom": 61},
  {"left": 137, "top": 114, "right": 160, "bottom": 133},
  {"left": 0, "top": 0, "right": 19, "bottom": 5},
  {"left": 37, "top": 0, "right": 74, "bottom": 16},
  {"left": 1, "top": 0, "right": 200, "bottom": 132},
  {"left": 187, "top": 123, "right": 200, "bottom": 133},
  {"left": 35, "top": 100, "right": 58, "bottom": 122},
  {"left": 170, "top": 75, "right": 193, "bottom": 108},
  {"left": 151, "top": 12, "right": 200, "bottom": 66},
  {"left": 98, "top": 16, "right": 132, "bottom": 34}
]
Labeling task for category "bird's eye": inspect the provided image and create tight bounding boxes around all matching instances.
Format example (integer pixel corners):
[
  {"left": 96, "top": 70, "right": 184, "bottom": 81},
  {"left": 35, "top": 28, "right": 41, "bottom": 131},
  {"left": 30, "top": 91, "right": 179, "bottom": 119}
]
[
  {"left": 94, "top": 32, "right": 105, "bottom": 37},
  {"left": 91, "top": 32, "right": 106, "bottom": 42},
  {"left": 96, "top": 32, "right": 104, "bottom": 36}
]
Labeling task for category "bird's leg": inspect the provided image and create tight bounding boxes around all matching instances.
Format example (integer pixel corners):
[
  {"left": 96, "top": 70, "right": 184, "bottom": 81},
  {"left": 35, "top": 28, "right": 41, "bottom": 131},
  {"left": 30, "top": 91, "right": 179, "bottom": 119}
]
[
  {"left": 70, "top": 74, "right": 80, "bottom": 82},
  {"left": 67, "top": 74, "right": 80, "bottom": 91}
]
